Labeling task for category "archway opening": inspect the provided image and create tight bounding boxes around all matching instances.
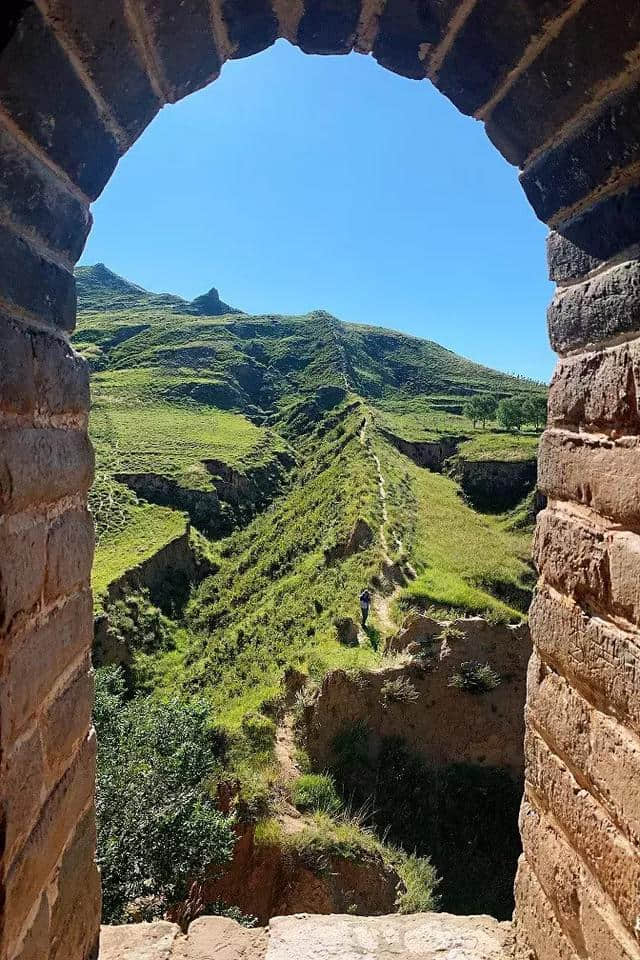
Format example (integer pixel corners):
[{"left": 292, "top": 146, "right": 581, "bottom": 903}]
[{"left": 76, "top": 39, "right": 548, "bottom": 926}]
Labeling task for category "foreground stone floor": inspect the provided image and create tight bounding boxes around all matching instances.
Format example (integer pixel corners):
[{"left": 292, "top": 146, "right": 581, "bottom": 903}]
[{"left": 100, "top": 912, "right": 513, "bottom": 959}]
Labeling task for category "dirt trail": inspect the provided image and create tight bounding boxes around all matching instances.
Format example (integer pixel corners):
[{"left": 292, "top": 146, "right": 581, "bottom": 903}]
[
  {"left": 273, "top": 711, "right": 306, "bottom": 836},
  {"left": 359, "top": 416, "right": 414, "bottom": 637}
]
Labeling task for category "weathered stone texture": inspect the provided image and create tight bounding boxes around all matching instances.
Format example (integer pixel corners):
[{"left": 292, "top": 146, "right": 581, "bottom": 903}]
[
  {"left": 525, "top": 728, "right": 640, "bottom": 936},
  {"left": 486, "top": 0, "right": 640, "bottom": 166},
  {"left": 538, "top": 429, "right": 640, "bottom": 525},
  {"left": 136, "top": 0, "right": 221, "bottom": 101},
  {"left": 221, "top": 0, "right": 278, "bottom": 59},
  {"left": 531, "top": 586, "right": 640, "bottom": 736},
  {"left": 548, "top": 260, "right": 640, "bottom": 355},
  {"left": 372, "top": 0, "right": 447, "bottom": 79},
  {"left": 1, "top": 592, "right": 92, "bottom": 745},
  {"left": 0, "top": 4, "right": 120, "bottom": 198},
  {"left": 0, "top": 124, "right": 91, "bottom": 262},
  {"left": 0, "top": 514, "right": 47, "bottom": 633},
  {"left": 4, "top": 732, "right": 96, "bottom": 949},
  {"left": 48, "top": 808, "right": 101, "bottom": 960},
  {"left": 514, "top": 857, "right": 580, "bottom": 960},
  {"left": 296, "top": 0, "right": 361, "bottom": 54},
  {"left": 521, "top": 78, "right": 640, "bottom": 224},
  {"left": 41, "top": 0, "right": 161, "bottom": 142},
  {"left": 548, "top": 186, "right": 640, "bottom": 283},
  {"left": 0, "top": 225, "right": 76, "bottom": 330},
  {"left": 0, "top": 428, "right": 94, "bottom": 513},
  {"left": 547, "top": 339, "right": 640, "bottom": 432},
  {"left": 436, "top": 0, "right": 570, "bottom": 117},
  {"left": 45, "top": 508, "right": 94, "bottom": 603}
]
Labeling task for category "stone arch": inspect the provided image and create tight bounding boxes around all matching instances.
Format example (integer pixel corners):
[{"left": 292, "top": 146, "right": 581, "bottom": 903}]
[{"left": 1, "top": 2, "right": 640, "bottom": 958}]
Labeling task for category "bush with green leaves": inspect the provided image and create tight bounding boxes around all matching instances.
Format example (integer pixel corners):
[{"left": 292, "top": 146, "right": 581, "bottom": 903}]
[
  {"left": 448, "top": 660, "right": 501, "bottom": 694},
  {"left": 94, "top": 666, "right": 235, "bottom": 923},
  {"left": 396, "top": 855, "right": 440, "bottom": 913},
  {"left": 291, "top": 774, "right": 342, "bottom": 815}
]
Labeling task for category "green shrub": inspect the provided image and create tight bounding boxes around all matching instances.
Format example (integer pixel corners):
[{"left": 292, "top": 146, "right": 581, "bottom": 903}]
[
  {"left": 291, "top": 774, "right": 342, "bottom": 815},
  {"left": 94, "top": 666, "right": 235, "bottom": 923},
  {"left": 381, "top": 676, "right": 419, "bottom": 705},
  {"left": 396, "top": 855, "right": 440, "bottom": 913},
  {"left": 448, "top": 661, "right": 501, "bottom": 694}
]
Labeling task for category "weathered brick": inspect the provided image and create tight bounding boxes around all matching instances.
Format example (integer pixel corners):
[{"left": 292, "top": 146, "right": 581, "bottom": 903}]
[
  {"left": 221, "top": 0, "right": 278, "bottom": 59},
  {"left": 0, "top": 313, "right": 36, "bottom": 416},
  {"left": 528, "top": 653, "right": 640, "bottom": 843},
  {"left": 548, "top": 260, "right": 640, "bottom": 355},
  {"left": 0, "top": 223, "right": 76, "bottom": 331},
  {"left": 32, "top": 327, "right": 89, "bottom": 418},
  {"left": 42, "top": 0, "right": 160, "bottom": 142},
  {"left": 8, "top": 893, "right": 50, "bottom": 960},
  {"left": 531, "top": 586, "right": 640, "bottom": 736},
  {"left": 1, "top": 591, "right": 92, "bottom": 743},
  {"left": 0, "top": 427, "right": 94, "bottom": 513},
  {"left": 608, "top": 530, "right": 640, "bottom": 624},
  {"left": 137, "top": 0, "right": 221, "bottom": 100},
  {"left": 0, "top": 122, "right": 90, "bottom": 262},
  {"left": 547, "top": 341, "right": 640, "bottom": 432},
  {"left": 45, "top": 508, "right": 94, "bottom": 603},
  {"left": 548, "top": 185, "right": 640, "bottom": 283},
  {"left": 533, "top": 508, "right": 608, "bottom": 605},
  {"left": 4, "top": 724, "right": 45, "bottom": 867},
  {"left": 41, "top": 658, "right": 93, "bottom": 786},
  {"left": 538, "top": 429, "right": 640, "bottom": 525},
  {"left": 486, "top": 0, "right": 640, "bottom": 166},
  {"left": 518, "top": 798, "right": 586, "bottom": 952},
  {"left": 521, "top": 79, "right": 640, "bottom": 224},
  {"left": 49, "top": 807, "right": 101, "bottom": 960},
  {"left": 0, "top": 515, "right": 47, "bottom": 633},
  {"left": 372, "top": 0, "right": 452, "bottom": 79},
  {"left": 436, "top": 0, "right": 570, "bottom": 117},
  {"left": 297, "top": 0, "right": 361, "bottom": 54},
  {"left": 0, "top": 5, "right": 120, "bottom": 199},
  {"left": 525, "top": 728, "right": 640, "bottom": 932},
  {"left": 514, "top": 856, "right": 580, "bottom": 960},
  {"left": 580, "top": 887, "right": 640, "bottom": 960},
  {"left": 4, "top": 731, "right": 96, "bottom": 948}
]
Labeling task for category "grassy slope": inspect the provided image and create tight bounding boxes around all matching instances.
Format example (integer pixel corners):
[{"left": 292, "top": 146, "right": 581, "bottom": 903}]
[{"left": 82, "top": 266, "right": 542, "bottom": 914}]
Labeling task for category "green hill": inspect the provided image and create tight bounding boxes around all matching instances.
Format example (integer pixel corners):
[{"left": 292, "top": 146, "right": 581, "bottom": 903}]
[{"left": 76, "top": 265, "right": 544, "bottom": 923}]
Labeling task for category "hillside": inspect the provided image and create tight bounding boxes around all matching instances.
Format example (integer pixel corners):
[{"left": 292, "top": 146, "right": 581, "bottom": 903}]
[{"left": 75, "top": 265, "right": 544, "bottom": 924}]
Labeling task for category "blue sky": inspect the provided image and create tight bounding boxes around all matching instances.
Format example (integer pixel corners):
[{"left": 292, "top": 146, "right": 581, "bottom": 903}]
[{"left": 80, "top": 40, "right": 555, "bottom": 382}]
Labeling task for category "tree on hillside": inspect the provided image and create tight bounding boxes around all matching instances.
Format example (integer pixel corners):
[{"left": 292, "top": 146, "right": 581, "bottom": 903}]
[
  {"left": 477, "top": 394, "right": 498, "bottom": 428},
  {"left": 522, "top": 395, "right": 547, "bottom": 430},
  {"left": 95, "top": 667, "right": 235, "bottom": 923},
  {"left": 496, "top": 396, "right": 525, "bottom": 432},
  {"left": 464, "top": 394, "right": 498, "bottom": 429}
]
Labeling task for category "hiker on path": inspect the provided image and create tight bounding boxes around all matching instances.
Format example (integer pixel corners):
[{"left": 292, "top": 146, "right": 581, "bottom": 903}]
[{"left": 359, "top": 588, "right": 371, "bottom": 628}]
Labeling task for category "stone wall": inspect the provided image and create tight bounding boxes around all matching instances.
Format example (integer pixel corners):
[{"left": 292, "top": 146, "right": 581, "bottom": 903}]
[{"left": 0, "top": 2, "right": 639, "bottom": 958}]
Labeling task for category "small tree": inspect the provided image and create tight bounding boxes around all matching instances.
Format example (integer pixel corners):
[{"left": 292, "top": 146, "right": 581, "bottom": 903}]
[
  {"left": 522, "top": 395, "right": 547, "bottom": 430},
  {"left": 477, "top": 394, "right": 498, "bottom": 428},
  {"left": 496, "top": 396, "right": 524, "bottom": 432},
  {"left": 463, "top": 396, "right": 482, "bottom": 428}
]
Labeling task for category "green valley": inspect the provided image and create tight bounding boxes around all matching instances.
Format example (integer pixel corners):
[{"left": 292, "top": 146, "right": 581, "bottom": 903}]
[{"left": 76, "top": 265, "right": 545, "bottom": 926}]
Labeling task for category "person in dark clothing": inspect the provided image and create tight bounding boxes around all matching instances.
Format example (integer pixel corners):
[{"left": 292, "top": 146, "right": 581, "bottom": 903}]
[{"left": 359, "top": 588, "right": 371, "bottom": 627}]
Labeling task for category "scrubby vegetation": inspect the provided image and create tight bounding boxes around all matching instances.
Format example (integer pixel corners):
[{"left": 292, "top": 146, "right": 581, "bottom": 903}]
[{"left": 78, "top": 266, "right": 542, "bottom": 924}]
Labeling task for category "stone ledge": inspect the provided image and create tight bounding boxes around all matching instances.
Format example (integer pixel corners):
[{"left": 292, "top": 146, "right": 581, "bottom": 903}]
[{"left": 99, "top": 913, "right": 513, "bottom": 960}]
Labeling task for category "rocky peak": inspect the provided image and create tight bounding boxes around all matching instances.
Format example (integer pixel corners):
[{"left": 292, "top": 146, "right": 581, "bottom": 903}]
[{"left": 185, "top": 286, "right": 243, "bottom": 316}]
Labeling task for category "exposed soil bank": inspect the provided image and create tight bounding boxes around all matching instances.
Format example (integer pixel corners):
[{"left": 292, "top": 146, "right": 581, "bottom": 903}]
[
  {"left": 94, "top": 524, "right": 214, "bottom": 666},
  {"left": 116, "top": 452, "right": 294, "bottom": 538},
  {"left": 379, "top": 428, "right": 464, "bottom": 472},
  {"left": 302, "top": 617, "right": 531, "bottom": 920},
  {"left": 200, "top": 823, "right": 400, "bottom": 924},
  {"left": 307, "top": 617, "right": 530, "bottom": 777},
  {"left": 452, "top": 457, "right": 537, "bottom": 511}
]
